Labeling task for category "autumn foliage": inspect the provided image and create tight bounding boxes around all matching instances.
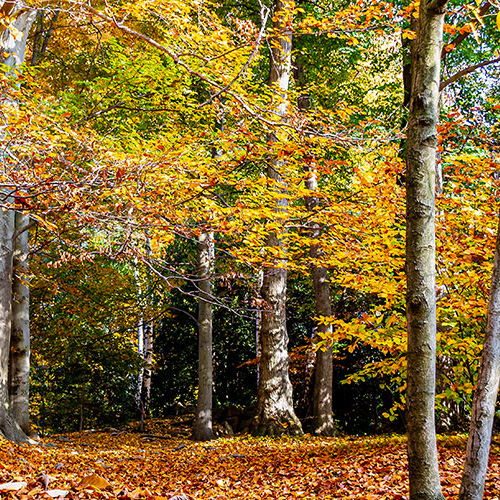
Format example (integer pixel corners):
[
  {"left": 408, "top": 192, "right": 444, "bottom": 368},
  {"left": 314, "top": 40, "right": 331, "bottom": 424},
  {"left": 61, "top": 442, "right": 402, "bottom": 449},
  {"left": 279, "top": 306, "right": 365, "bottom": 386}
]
[{"left": 0, "top": 419, "right": 499, "bottom": 499}]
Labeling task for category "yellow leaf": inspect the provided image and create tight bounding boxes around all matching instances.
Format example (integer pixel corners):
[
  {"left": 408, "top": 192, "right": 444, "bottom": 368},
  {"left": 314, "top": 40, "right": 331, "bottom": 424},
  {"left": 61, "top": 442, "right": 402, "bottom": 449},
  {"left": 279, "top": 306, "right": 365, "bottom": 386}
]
[{"left": 79, "top": 474, "right": 111, "bottom": 490}]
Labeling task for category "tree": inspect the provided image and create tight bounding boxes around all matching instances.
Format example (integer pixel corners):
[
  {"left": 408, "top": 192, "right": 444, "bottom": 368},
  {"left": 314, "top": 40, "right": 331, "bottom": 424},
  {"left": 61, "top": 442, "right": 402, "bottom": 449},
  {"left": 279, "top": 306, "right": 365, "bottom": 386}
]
[
  {"left": 305, "top": 172, "right": 337, "bottom": 437},
  {"left": 252, "top": 0, "right": 302, "bottom": 436},
  {"left": 9, "top": 213, "right": 35, "bottom": 437},
  {"left": 138, "top": 321, "right": 154, "bottom": 425},
  {"left": 192, "top": 231, "right": 216, "bottom": 441},
  {"left": 294, "top": 46, "right": 337, "bottom": 437},
  {"left": 0, "top": 0, "right": 37, "bottom": 443},
  {"left": 405, "top": 0, "right": 448, "bottom": 496},
  {"left": 458, "top": 213, "right": 500, "bottom": 499}
]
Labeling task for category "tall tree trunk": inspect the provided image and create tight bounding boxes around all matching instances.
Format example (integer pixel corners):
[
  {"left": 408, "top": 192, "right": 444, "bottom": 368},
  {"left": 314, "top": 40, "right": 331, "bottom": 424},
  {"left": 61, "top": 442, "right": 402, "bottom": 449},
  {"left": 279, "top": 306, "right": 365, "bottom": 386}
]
[
  {"left": 252, "top": 0, "right": 302, "bottom": 437},
  {"left": 140, "top": 321, "right": 153, "bottom": 418},
  {"left": 294, "top": 50, "right": 336, "bottom": 437},
  {"left": 79, "top": 386, "right": 85, "bottom": 432},
  {"left": 192, "top": 231, "right": 215, "bottom": 441},
  {"left": 255, "top": 269, "right": 264, "bottom": 390},
  {"left": 0, "top": 208, "right": 26, "bottom": 442},
  {"left": 405, "top": 0, "right": 448, "bottom": 497},
  {"left": 8, "top": 213, "right": 34, "bottom": 437},
  {"left": 134, "top": 260, "right": 145, "bottom": 427},
  {"left": 306, "top": 173, "right": 337, "bottom": 437},
  {"left": 136, "top": 237, "right": 155, "bottom": 432},
  {"left": 0, "top": 2, "right": 36, "bottom": 444},
  {"left": 458, "top": 214, "right": 500, "bottom": 500}
]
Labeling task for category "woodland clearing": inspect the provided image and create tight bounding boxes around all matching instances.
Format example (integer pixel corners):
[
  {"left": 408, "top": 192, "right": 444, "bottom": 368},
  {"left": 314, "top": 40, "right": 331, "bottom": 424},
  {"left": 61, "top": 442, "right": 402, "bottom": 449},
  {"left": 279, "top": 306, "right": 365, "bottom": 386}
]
[{"left": 0, "top": 419, "right": 499, "bottom": 500}]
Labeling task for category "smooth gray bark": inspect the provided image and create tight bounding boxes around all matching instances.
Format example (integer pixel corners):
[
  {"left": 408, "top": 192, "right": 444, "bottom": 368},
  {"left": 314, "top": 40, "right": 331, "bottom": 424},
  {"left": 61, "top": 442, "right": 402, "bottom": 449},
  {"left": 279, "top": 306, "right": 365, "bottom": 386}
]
[
  {"left": 252, "top": 0, "right": 302, "bottom": 436},
  {"left": 305, "top": 173, "right": 337, "bottom": 437},
  {"left": 141, "top": 321, "right": 153, "bottom": 416},
  {"left": 9, "top": 212, "right": 33, "bottom": 436},
  {"left": 192, "top": 231, "right": 215, "bottom": 441},
  {"left": 458, "top": 214, "right": 500, "bottom": 500},
  {"left": 0, "top": 208, "right": 27, "bottom": 442},
  {"left": 405, "top": 0, "right": 448, "bottom": 498},
  {"left": 0, "top": 2, "right": 36, "bottom": 443}
]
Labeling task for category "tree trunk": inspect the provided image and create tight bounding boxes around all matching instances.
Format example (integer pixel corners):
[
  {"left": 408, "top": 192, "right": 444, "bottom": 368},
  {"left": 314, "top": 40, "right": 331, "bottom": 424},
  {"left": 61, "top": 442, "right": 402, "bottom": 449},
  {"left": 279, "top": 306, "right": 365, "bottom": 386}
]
[
  {"left": 140, "top": 321, "right": 153, "bottom": 417},
  {"left": 0, "top": 2, "right": 36, "bottom": 444},
  {"left": 79, "top": 386, "right": 85, "bottom": 432},
  {"left": 305, "top": 173, "right": 337, "bottom": 437},
  {"left": 138, "top": 318, "right": 154, "bottom": 433},
  {"left": 252, "top": 0, "right": 302, "bottom": 437},
  {"left": 255, "top": 269, "right": 263, "bottom": 389},
  {"left": 0, "top": 209, "right": 28, "bottom": 442},
  {"left": 292, "top": 52, "right": 336, "bottom": 435},
  {"left": 405, "top": 0, "right": 448, "bottom": 498},
  {"left": 192, "top": 231, "right": 215, "bottom": 441},
  {"left": 8, "top": 213, "right": 34, "bottom": 437},
  {"left": 458, "top": 214, "right": 500, "bottom": 500},
  {"left": 134, "top": 260, "right": 145, "bottom": 428}
]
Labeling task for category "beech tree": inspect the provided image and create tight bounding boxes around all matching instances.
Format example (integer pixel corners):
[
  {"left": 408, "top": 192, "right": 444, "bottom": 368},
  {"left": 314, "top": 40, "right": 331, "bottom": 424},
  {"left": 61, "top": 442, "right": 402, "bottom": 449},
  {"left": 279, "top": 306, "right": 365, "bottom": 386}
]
[
  {"left": 405, "top": 0, "right": 448, "bottom": 496},
  {"left": 252, "top": 0, "right": 302, "bottom": 436},
  {"left": 137, "top": 317, "right": 154, "bottom": 432},
  {"left": 305, "top": 172, "right": 337, "bottom": 437},
  {"left": 293, "top": 49, "right": 336, "bottom": 436},
  {"left": 9, "top": 212, "right": 34, "bottom": 437},
  {"left": 458, "top": 213, "right": 500, "bottom": 499},
  {"left": 0, "top": 0, "right": 37, "bottom": 443},
  {"left": 192, "top": 231, "right": 215, "bottom": 441}
]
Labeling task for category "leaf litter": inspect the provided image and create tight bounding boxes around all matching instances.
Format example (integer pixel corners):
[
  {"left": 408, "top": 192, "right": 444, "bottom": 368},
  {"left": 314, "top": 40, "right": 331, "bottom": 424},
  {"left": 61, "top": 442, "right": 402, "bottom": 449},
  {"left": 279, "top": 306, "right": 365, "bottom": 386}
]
[{"left": 0, "top": 418, "right": 499, "bottom": 499}]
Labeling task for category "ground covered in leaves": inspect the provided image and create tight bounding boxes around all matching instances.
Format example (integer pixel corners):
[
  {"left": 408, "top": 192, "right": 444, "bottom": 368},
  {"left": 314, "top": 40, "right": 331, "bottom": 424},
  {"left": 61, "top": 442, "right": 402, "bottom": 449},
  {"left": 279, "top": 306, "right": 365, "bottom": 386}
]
[{"left": 0, "top": 418, "right": 499, "bottom": 499}]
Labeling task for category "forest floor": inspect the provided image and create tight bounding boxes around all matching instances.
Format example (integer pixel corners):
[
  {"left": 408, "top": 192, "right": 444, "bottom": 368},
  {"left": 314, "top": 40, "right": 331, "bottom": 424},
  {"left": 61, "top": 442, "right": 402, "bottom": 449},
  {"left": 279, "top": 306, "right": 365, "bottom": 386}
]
[{"left": 0, "top": 418, "right": 499, "bottom": 500}]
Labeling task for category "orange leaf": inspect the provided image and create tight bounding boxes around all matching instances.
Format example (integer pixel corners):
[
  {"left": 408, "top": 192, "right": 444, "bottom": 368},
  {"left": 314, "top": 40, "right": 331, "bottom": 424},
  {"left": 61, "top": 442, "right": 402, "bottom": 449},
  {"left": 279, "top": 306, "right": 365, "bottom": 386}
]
[{"left": 79, "top": 474, "right": 111, "bottom": 490}]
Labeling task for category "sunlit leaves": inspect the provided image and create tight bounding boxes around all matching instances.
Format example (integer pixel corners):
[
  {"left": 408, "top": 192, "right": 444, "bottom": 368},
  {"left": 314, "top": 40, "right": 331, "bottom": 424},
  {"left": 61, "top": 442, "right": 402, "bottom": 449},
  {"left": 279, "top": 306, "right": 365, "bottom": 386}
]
[{"left": 1, "top": 424, "right": 499, "bottom": 499}]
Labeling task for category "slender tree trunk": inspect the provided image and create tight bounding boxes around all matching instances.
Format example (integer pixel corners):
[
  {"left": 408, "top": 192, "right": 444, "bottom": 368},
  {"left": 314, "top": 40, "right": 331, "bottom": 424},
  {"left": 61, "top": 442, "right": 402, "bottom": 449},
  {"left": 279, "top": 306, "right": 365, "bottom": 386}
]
[
  {"left": 405, "top": 0, "right": 448, "bottom": 497},
  {"left": 136, "top": 237, "right": 155, "bottom": 432},
  {"left": 140, "top": 321, "right": 153, "bottom": 417},
  {"left": 8, "top": 213, "right": 34, "bottom": 437},
  {"left": 192, "top": 231, "right": 215, "bottom": 441},
  {"left": 134, "top": 260, "right": 145, "bottom": 428},
  {"left": 0, "top": 2, "right": 36, "bottom": 444},
  {"left": 294, "top": 51, "right": 336, "bottom": 436},
  {"left": 252, "top": 0, "right": 302, "bottom": 437},
  {"left": 255, "top": 269, "right": 263, "bottom": 390},
  {"left": 79, "top": 386, "right": 85, "bottom": 432},
  {"left": 30, "top": 10, "right": 59, "bottom": 66},
  {"left": 458, "top": 214, "right": 500, "bottom": 500},
  {"left": 305, "top": 173, "right": 337, "bottom": 436}
]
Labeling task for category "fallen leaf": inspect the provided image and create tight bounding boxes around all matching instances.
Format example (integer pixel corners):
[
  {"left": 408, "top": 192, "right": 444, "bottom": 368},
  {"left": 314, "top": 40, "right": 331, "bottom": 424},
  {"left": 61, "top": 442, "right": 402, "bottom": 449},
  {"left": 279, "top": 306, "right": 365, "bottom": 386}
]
[
  {"left": 46, "top": 489, "right": 70, "bottom": 498},
  {"left": 79, "top": 473, "right": 111, "bottom": 489},
  {"left": 0, "top": 481, "right": 27, "bottom": 490}
]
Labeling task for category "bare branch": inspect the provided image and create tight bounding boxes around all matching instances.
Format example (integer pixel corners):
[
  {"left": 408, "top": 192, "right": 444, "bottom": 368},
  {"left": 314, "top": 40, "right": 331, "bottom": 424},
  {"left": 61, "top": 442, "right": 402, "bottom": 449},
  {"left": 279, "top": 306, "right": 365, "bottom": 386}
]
[{"left": 440, "top": 56, "right": 500, "bottom": 90}]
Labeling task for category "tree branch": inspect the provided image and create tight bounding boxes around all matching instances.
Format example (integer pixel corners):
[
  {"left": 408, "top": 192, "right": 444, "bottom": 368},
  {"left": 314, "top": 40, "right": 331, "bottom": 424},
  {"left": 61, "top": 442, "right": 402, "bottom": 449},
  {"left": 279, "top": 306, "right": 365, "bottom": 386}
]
[
  {"left": 199, "top": 3, "right": 270, "bottom": 108},
  {"left": 13, "top": 219, "right": 37, "bottom": 241},
  {"left": 440, "top": 56, "right": 500, "bottom": 90},
  {"left": 69, "top": 1, "right": 284, "bottom": 127},
  {"left": 441, "top": 1, "right": 492, "bottom": 57}
]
